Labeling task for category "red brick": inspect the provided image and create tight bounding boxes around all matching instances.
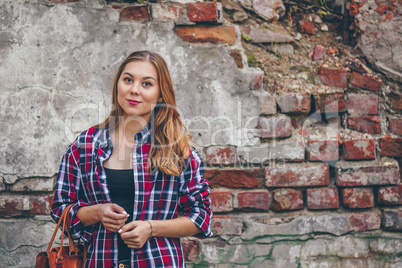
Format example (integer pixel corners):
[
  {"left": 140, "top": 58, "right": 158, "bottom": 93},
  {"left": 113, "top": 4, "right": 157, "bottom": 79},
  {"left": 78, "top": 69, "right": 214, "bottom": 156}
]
[
  {"left": 0, "top": 199, "right": 24, "bottom": 217},
  {"left": 380, "top": 137, "right": 402, "bottom": 157},
  {"left": 0, "top": 194, "right": 53, "bottom": 217},
  {"left": 387, "top": 89, "right": 402, "bottom": 112},
  {"left": 348, "top": 212, "right": 381, "bottom": 232},
  {"left": 209, "top": 191, "right": 233, "bottom": 212},
  {"left": 308, "top": 140, "right": 339, "bottom": 162},
  {"left": 298, "top": 20, "right": 317, "bottom": 35},
  {"left": 151, "top": 3, "right": 183, "bottom": 22},
  {"left": 271, "top": 189, "right": 304, "bottom": 211},
  {"left": 187, "top": 2, "right": 218, "bottom": 22},
  {"left": 205, "top": 169, "right": 261, "bottom": 188},
  {"left": 319, "top": 68, "right": 348, "bottom": 88},
  {"left": 205, "top": 146, "right": 236, "bottom": 165},
  {"left": 237, "top": 191, "right": 269, "bottom": 211},
  {"left": 30, "top": 195, "right": 53, "bottom": 215},
  {"left": 307, "top": 188, "right": 339, "bottom": 210},
  {"left": 342, "top": 188, "right": 374, "bottom": 209},
  {"left": 312, "top": 44, "right": 326, "bottom": 60},
  {"left": 174, "top": 26, "right": 236, "bottom": 45},
  {"left": 182, "top": 240, "right": 199, "bottom": 262},
  {"left": 247, "top": 68, "right": 264, "bottom": 90},
  {"left": 314, "top": 92, "right": 347, "bottom": 113},
  {"left": 348, "top": 72, "right": 382, "bottom": 91},
  {"left": 257, "top": 116, "right": 292, "bottom": 138},
  {"left": 276, "top": 93, "right": 311, "bottom": 114},
  {"left": 389, "top": 118, "right": 402, "bottom": 136},
  {"left": 229, "top": 49, "right": 244, "bottom": 69},
  {"left": 120, "top": 5, "right": 150, "bottom": 21},
  {"left": 343, "top": 140, "right": 376, "bottom": 160},
  {"left": 211, "top": 216, "right": 243, "bottom": 236},
  {"left": 348, "top": 116, "right": 380, "bottom": 134},
  {"left": 378, "top": 185, "right": 402, "bottom": 205},
  {"left": 336, "top": 158, "right": 400, "bottom": 186},
  {"left": 265, "top": 163, "right": 329, "bottom": 187},
  {"left": 347, "top": 94, "right": 378, "bottom": 115}
]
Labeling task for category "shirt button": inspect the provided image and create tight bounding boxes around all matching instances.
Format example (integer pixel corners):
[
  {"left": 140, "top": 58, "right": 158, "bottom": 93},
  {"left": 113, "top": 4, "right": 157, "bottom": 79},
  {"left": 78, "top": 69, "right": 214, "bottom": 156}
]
[{"left": 119, "top": 264, "right": 125, "bottom": 268}]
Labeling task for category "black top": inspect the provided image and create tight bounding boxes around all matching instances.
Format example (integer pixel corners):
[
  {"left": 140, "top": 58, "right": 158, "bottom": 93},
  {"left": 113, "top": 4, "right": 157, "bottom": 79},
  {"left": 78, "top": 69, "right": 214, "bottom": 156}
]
[{"left": 104, "top": 167, "right": 134, "bottom": 261}]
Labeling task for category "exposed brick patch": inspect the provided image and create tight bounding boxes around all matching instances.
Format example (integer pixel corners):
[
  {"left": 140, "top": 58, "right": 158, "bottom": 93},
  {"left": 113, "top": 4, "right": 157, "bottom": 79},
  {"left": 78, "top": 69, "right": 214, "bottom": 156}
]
[
  {"left": 119, "top": 5, "right": 150, "bottom": 21},
  {"left": 247, "top": 68, "right": 264, "bottom": 90},
  {"left": 211, "top": 216, "right": 243, "bottom": 236},
  {"left": 378, "top": 185, "right": 402, "bottom": 205},
  {"left": 174, "top": 26, "right": 236, "bottom": 45},
  {"left": 257, "top": 116, "right": 292, "bottom": 138},
  {"left": 271, "top": 189, "right": 304, "bottom": 211},
  {"left": 205, "top": 146, "right": 236, "bottom": 165},
  {"left": 307, "top": 140, "right": 339, "bottom": 162},
  {"left": 312, "top": 44, "right": 326, "bottom": 60},
  {"left": 276, "top": 93, "right": 311, "bottom": 114},
  {"left": 204, "top": 169, "right": 261, "bottom": 188},
  {"left": 209, "top": 191, "right": 233, "bottom": 212},
  {"left": 348, "top": 72, "right": 382, "bottom": 91},
  {"left": 0, "top": 195, "right": 53, "bottom": 217},
  {"left": 265, "top": 163, "right": 329, "bottom": 187},
  {"left": 348, "top": 116, "right": 380, "bottom": 134},
  {"left": 187, "top": 2, "right": 218, "bottom": 22},
  {"left": 336, "top": 158, "right": 400, "bottom": 186},
  {"left": 348, "top": 212, "right": 381, "bottom": 232},
  {"left": 382, "top": 209, "right": 402, "bottom": 231},
  {"left": 319, "top": 68, "right": 348, "bottom": 88},
  {"left": 347, "top": 94, "right": 378, "bottom": 115},
  {"left": 314, "top": 92, "right": 347, "bottom": 113},
  {"left": 298, "top": 20, "right": 317, "bottom": 35},
  {"left": 182, "top": 240, "right": 199, "bottom": 263},
  {"left": 343, "top": 140, "right": 376, "bottom": 160},
  {"left": 229, "top": 49, "right": 244, "bottom": 69},
  {"left": 387, "top": 90, "right": 402, "bottom": 112},
  {"left": 151, "top": 3, "right": 183, "bottom": 22},
  {"left": 237, "top": 191, "right": 270, "bottom": 211},
  {"left": 389, "top": 118, "right": 402, "bottom": 136},
  {"left": 307, "top": 188, "right": 339, "bottom": 210},
  {"left": 380, "top": 137, "right": 402, "bottom": 157},
  {"left": 341, "top": 188, "right": 374, "bottom": 209}
]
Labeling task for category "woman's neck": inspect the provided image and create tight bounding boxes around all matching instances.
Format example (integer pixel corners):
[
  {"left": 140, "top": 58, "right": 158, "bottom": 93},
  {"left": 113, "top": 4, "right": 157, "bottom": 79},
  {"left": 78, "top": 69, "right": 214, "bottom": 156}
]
[{"left": 116, "top": 116, "right": 149, "bottom": 142}]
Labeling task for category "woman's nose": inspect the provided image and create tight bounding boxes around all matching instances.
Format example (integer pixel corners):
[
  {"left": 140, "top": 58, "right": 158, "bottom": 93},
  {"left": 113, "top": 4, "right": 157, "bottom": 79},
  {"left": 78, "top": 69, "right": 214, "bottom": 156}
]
[{"left": 130, "top": 83, "right": 140, "bottom": 94}]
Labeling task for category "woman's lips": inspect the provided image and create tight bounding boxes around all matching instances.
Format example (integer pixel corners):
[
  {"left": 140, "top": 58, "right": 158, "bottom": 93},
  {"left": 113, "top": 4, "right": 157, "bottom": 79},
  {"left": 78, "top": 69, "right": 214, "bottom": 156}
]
[{"left": 127, "top": 100, "right": 141, "bottom": 105}]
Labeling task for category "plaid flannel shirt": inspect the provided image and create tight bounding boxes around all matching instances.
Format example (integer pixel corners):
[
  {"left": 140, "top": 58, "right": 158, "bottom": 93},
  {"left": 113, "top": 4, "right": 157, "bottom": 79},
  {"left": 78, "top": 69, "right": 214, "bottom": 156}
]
[{"left": 51, "top": 124, "right": 212, "bottom": 267}]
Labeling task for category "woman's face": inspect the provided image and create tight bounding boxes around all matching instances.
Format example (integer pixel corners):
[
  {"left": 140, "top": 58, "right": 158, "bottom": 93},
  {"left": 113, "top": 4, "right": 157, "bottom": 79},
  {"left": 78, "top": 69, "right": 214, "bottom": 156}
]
[{"left": 117, "top": 60, "right": 161, "bottom": 123}]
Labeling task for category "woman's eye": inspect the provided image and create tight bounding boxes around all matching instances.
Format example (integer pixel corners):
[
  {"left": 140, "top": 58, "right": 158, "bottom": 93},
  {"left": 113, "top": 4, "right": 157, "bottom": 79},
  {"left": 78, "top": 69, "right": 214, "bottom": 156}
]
[
  {"left": 143, "top": 82, "right": 152, "bottom": 87},
  {"left": 124, "top": 77, "right": 132, "bottom": 83}
]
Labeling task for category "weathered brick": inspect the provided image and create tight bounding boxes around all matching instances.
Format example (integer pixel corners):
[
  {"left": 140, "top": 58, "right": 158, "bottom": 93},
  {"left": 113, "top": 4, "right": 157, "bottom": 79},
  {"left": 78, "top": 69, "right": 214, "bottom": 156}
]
[
  {"left": 312, "top": 44, "right": 326, "bottom": 60},
  {"left": 348, "top": 116, "right": 380, "bottom": 134},
  {"left": 151, "top": 3, "right": 183, "bottom": 22},
  {"left": 342, "top": 188, "right": 374, "bottom": 209},
  {"left": 307, "top": 140, "right": 339, "bottom": 162},
  {"left": 211, "top": 216, "right": 243, "bottom": 236},
  {"left": 267, "top": 140, "right": 305, "bottom": 161},
  {"left": 0, "top": 194, "right": 53, "bottom": 217},
  {"left": 271, "top": 189, "right": 304, "bottom": 211},
  {"left": 255, "top": 91, "right": 276, "bottom": 115},
  {"left": 387, "top": 89, "right": 402, "bottom": 112},
  {"left": 120, "top": 5, "right": 150, "bottom": 21},
  {"left": 378, "top": 185, "right": 402, "bottom": 205},
  {"left": 336, "top": 158, "right": 400, "bottom": 186},
  {"left": 187, "top": 2, "right": 218, "bottom": 22},
  {"left": 174, "top": 26, "right": 236, "bottom": 45},
  {"left": 348, "top": 212, "right": 381, "bottom": 232},
  {"left": 265, "top": 163, "right": 329, "bottom": 187},
  {"left": 389, "top": 118, "right": 402, "bottom": 136},
  {"left": 182, "top": 240, "right": 199, "bottom": 263},
  {"left": 247, "top": 68, "right": 264, "bottom": 90},
  {"left": 380, "top": 137, "right": 402, "bottom": 157},
  {"left": 319, "top": 68, "right": 348, "bottom": 88},
  {"left": 209, "top": 191, "right": 233, "bottom": 212},
  {"left": 30, "top": 195, "right": 53, "bottom": 215},
  {"left": 314, "top": 92, "right": 347, "bottom": 113},
  {"left": 307, "top": 188, "right": 339, "bottom": 210},
  {"left": 229, "top": 49, "right": 244, "bottom": 69},
  {"left": 298, "top": 20, "right": 317, "bottom": 35},
  {"left": 349, "top": 72, "right": 382, "bottom": 91},
  {"left": 347, "top": 94, "right": 378, "bottom": 115},
  {"left": 257, "top": 116, "right": 292, "bottom": 138},
  {"left": 276, "top": 92, "right": 311, "bottom": 114},
  {"left": 204, "top": 169, "right": 261, "bottom": 188},
  {"left": 205, "top": 146, "right": 236, "bottom": 165},
  {"left": 343, "top": 140, "right": 376, "bottom": 160},
  {"left": 382, "top": 209, "right": 402, "bottom": 231},
  {"left": 237, "top": 190, "right": 269, "bottom": 211},
  {"left": 9, "top": 177, "right": 55, "bottom": 192}
]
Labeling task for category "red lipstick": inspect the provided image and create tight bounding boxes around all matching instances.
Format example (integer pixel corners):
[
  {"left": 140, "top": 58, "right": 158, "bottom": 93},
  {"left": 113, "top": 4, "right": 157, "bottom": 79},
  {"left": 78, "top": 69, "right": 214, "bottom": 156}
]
[{"left": 128, "top": 100, "right": 141, "bottom": 105}]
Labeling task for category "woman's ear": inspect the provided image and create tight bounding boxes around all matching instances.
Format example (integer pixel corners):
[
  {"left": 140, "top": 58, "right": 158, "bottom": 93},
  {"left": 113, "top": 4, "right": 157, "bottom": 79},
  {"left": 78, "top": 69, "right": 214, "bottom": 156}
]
[{"left": 158, "top": 98, "right": 163, "bottom": 103}]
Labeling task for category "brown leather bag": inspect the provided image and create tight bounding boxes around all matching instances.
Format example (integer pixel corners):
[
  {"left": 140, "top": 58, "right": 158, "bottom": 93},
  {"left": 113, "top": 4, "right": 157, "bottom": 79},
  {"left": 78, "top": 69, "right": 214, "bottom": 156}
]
[{"left": 35, "top": 204, "right": 86, "bottom": 268}]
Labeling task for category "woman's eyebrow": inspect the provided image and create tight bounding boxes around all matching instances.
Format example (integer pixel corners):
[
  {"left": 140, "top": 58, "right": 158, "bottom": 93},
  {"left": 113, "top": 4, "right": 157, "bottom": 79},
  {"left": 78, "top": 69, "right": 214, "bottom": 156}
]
[{"left": 122, "top": 72, "right": 156, "bottom": 81}]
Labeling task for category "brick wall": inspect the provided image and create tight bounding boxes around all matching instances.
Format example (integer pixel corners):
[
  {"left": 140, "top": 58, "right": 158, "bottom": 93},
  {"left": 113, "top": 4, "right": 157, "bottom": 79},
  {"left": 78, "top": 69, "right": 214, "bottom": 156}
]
[{"left": 1, "top": 0, "right": 401, "bottom": 267}]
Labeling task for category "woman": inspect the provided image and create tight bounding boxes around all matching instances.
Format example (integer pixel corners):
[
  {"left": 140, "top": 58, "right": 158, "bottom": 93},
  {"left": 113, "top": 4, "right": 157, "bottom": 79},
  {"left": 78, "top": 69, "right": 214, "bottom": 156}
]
[{"left": 51, "top": 51, "right": 212, "bottom": 267}]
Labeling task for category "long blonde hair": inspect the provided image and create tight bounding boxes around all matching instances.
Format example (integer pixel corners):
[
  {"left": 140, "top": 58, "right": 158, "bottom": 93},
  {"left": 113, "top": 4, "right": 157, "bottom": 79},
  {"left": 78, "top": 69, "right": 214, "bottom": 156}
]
[{"left": 94, "top": 51, "right": 191, "bottom": 175}]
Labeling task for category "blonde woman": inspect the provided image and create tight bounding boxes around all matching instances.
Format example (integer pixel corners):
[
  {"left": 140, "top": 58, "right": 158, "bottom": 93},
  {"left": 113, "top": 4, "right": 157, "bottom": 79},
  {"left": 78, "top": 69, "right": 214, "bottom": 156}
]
[{"left": 51, "top": 51, "right": 212, "bottom": 267}]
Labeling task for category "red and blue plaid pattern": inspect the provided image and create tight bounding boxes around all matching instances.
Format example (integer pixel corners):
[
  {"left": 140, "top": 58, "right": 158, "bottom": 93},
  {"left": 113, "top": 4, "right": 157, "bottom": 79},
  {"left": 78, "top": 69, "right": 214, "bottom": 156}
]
[{"left": 51, "top": 125, "right": 212, "bottom": 267}]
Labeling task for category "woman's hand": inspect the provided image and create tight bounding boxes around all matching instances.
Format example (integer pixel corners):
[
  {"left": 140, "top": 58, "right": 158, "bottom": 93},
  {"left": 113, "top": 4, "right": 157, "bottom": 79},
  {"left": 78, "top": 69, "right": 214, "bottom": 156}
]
[
  {"left": 97, "top": 203, "right": 129, "bottom": 233},
  {"left": 119, "top": 221, "right": 152, "bottom": 249}
]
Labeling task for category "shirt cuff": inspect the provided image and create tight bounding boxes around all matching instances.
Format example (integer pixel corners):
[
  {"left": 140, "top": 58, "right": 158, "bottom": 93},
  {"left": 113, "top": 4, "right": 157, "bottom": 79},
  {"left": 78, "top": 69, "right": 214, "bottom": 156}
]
[
  {"left": 69, "top": 202, "right": 94, "bottom": 243},
  {"left": 183, "top": 211, "right": 213, "bottom": 239}
]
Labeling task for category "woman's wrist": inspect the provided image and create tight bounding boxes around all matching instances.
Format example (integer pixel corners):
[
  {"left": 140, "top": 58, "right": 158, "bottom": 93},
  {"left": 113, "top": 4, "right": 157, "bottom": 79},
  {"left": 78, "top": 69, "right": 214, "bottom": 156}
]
[{"left": 146, "top": 220, "right": 154, "bottom": 238}]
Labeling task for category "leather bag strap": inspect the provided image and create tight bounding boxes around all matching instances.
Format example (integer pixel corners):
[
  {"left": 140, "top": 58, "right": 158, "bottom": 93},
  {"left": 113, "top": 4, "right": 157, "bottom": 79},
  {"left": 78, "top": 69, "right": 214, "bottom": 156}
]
[{"left": 46, "top": 204, "right": 75, "bottom": 253}]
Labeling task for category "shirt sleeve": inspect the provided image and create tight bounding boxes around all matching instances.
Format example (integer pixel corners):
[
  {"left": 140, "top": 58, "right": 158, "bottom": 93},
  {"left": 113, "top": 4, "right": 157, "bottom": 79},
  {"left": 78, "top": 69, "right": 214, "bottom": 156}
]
[
  {"left": 50, "top": 140, "right": 94, "bottom": 243},
  {"left": 178, "top": 148, "right": 213, "bottom": 239}
]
